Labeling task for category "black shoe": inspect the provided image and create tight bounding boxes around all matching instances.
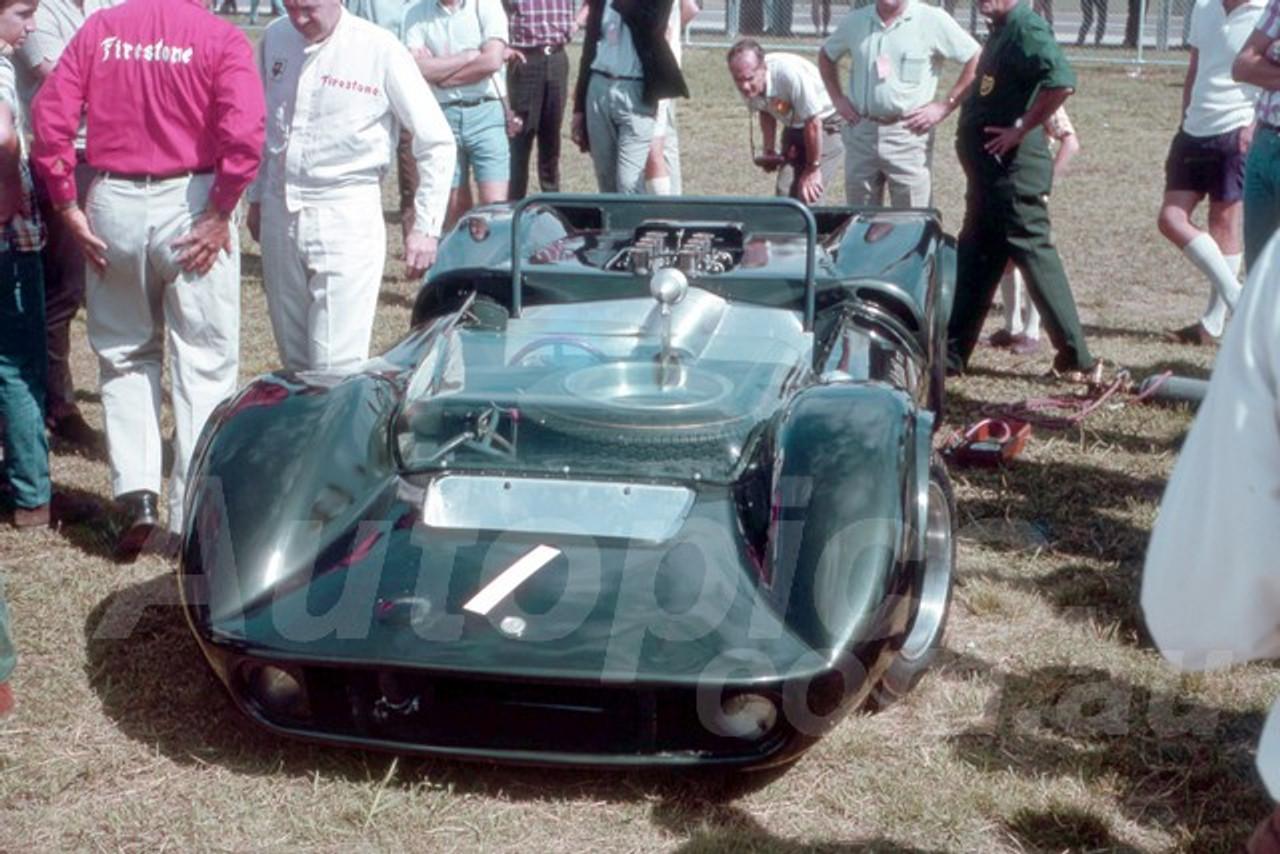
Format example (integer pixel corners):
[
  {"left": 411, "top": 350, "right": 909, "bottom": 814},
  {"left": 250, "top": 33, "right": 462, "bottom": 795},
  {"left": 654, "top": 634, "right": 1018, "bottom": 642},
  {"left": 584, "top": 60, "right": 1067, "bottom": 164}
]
[{"left": 116, "top": 490, "right": 160, "bottom": 561}]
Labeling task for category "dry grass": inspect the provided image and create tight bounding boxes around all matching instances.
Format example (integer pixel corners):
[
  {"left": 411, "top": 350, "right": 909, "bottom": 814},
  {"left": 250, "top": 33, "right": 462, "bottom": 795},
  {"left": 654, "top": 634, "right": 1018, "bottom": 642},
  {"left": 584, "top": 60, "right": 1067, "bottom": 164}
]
[{"left": 0, "top": 44, "right": 1268, "bottom": 853}]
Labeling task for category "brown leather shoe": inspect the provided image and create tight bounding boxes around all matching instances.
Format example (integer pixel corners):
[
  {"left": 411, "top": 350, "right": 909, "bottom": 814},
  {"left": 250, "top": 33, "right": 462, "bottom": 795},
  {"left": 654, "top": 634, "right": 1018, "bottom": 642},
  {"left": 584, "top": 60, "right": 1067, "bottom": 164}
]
[
  {"left": 1009, "top": 334, "right": 1043, "bottom": 356},
  {"left": 13, "top": 503, "right": 50, "bottom": 528},
  {"left": 1048, "top": 360, "right": 1105, "bottom": 387},
  {"left": 13, "top": 494, "right": 99, "bottom": 529},
  {"left": 1164, "top": 322, "right": 1217, "bottom": 346}
]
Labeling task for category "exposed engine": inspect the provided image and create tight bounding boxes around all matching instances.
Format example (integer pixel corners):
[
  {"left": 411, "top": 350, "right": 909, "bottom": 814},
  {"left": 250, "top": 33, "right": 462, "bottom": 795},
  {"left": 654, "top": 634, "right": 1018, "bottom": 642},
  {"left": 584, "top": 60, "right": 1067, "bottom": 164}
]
[{"left": 605, "top": 220, "right": 744, "bottom": 277}]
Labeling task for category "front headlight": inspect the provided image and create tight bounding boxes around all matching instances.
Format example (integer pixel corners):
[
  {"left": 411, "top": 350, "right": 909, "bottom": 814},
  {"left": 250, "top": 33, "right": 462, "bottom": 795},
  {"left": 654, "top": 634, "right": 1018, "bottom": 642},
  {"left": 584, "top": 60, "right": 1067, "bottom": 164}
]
[
  {"left": 713, "top": 692, "right": 779, "bottom": 741},
  {"left": 244, "top": 663, "right": 310, "bottom": 720}
]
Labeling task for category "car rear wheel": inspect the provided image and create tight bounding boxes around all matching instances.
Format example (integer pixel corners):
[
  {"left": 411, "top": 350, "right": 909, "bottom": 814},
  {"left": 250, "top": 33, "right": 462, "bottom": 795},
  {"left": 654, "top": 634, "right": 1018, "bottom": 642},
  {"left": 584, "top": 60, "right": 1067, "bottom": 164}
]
[{"left": 867, "top": 454, "right": 955, "bottom": 710}]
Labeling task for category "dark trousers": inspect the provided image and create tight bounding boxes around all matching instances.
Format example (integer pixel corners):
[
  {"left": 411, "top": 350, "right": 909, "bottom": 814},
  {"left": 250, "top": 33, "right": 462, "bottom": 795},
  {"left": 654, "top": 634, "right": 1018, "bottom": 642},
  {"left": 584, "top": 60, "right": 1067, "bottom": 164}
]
[
  {"left": 947, "top": 179, "right": 1093, "bottom": 373},
  {"left": 33, "top": 162, "right": 92, "bottom": 422},
  {"left": 1078, "top": 0, "right": 1107, "bottom": 44},
  {"left": 506, "top": 48, "right": 569, "bottom": 200},
  {"left": 1123, "top": 0, "right": 1143, "bottom": 47}
]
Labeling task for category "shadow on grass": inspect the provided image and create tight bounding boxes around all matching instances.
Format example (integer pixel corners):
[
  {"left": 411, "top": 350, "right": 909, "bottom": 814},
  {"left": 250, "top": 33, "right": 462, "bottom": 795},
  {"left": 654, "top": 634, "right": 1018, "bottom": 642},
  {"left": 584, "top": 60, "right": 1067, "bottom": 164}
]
[
  {"left": 0, "top": 483, "right": 118, "bottom": 560},
  {"left": 947, "top": 662, "right": 1269, "bottom": 851},
  {"left": 378, "top": 289, "right": 417, "bottom": 311},
  {"left": 241, "top": 249, "right": 262, "bottom": 280},
  {"left": 1079, "top": 323, "right": 1171, "bottom": 344},
  {"left": 82, "top": 574, "right": 805, "bottom": 805},
  {"left": 948, "top": 452, "right": 1164, "bottom": 563},
  {"left": 652, "top": 802, "right": 950, "bottom": 853}
]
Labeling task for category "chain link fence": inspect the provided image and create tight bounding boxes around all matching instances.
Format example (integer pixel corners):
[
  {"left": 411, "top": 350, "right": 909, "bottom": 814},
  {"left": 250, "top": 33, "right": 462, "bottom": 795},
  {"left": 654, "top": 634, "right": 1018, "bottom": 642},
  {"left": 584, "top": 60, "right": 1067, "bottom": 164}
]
[{"left": 688, "top": 0, "right": 1196, "bottom": 66}]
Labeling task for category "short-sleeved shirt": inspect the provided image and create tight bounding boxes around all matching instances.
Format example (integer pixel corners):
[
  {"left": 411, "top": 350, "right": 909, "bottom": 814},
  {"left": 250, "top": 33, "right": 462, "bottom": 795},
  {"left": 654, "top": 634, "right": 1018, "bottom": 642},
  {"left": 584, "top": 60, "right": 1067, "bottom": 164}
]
[
  {"left": 742, "top": 52, "right": 835, "bottom": 128},
  {"left": 345, "top": 0, "right": 415, "bottom": 36},
  {"left": 1183, "top": 0, "right": 1264, "bottom": 137},
  {"left": 1043, "top": 105, "right": 1075, "bottom": 143},
  {"left": 590, "top": 2, "right": 643, "bottom": 79},
  {"left": 957, "top": 2, "right": 1075, "bottom": 193},
  {"left": 402, "top": 0, "right": 509, "bottom": 103},
  {"left": 821, "top": 0, "right": 978, "bottom": 119},
  {"left": 0, "top": 58, "right": 44, "bottom": 254},
  {"left": 1252, "top": 0, "right": 1280, "bottom": 126}
]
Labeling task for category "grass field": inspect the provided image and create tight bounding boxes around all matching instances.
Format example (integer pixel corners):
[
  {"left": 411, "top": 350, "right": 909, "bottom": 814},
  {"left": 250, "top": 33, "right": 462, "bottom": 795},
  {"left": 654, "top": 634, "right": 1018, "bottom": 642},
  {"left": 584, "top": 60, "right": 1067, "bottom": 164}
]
[{"left": 0, "top": 42, "right": 1269, "bottom": 853}]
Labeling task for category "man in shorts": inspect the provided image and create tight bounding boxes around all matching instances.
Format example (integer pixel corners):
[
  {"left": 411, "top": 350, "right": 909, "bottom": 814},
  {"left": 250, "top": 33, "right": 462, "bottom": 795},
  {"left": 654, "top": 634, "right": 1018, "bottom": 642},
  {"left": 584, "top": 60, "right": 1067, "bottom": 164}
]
[
  {"left": 1158, "top": 0, "right": 1264, "bottom": 345},
  {"left": 404, "top": 0, "right": 510, "bottom": 230}
]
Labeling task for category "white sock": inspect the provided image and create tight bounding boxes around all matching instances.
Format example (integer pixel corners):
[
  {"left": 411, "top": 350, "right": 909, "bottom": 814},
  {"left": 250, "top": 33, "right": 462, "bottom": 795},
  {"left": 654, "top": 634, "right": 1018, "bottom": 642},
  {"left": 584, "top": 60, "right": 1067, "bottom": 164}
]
[
  {"left": 999, "top": 266, "right": 1023, "bottom": 335},
  {"left": 1184, "top": 233, "right": 1242, "bottom": 315},
  {"left": 1198, "top": 250, "right": 1243, "bottom": 338}
]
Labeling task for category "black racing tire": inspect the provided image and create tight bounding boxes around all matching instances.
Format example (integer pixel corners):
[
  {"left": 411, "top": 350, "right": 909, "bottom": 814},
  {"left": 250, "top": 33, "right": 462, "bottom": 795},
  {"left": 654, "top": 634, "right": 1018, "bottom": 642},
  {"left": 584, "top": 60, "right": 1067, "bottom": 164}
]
[{"left": 867, "top": 452, "right": 956, "bottom": 710}]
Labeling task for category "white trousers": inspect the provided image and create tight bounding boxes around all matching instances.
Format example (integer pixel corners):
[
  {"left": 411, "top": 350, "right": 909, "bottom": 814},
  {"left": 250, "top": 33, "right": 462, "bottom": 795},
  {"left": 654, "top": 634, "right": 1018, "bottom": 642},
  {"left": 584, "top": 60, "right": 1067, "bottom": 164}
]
[
  {"left": 260, "top": 189, "right": 387, "bottom": 373},
  {"left": 85, "top": 173, "right": 241, "bottom": 533}
]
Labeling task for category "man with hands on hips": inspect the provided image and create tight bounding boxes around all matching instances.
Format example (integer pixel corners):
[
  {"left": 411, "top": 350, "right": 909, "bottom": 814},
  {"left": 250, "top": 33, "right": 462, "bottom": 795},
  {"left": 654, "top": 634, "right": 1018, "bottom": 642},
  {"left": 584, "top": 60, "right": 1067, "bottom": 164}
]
[{"left": 818, "top": 0, "right": 978, "bottom": 208}]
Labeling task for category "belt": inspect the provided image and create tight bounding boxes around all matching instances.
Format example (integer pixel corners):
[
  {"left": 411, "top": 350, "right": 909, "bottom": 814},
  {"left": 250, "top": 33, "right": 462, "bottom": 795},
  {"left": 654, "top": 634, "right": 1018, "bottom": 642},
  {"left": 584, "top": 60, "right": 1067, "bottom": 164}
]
[
  {"left": 1262, "top": 121, "right": 1280, "bottom": 134},
  {"left": 446, "top": 97, "right": 499, "bottom": 109},
  {"left": 863, "top": 114, "right": 904, "bottom": 125},
  {"left": 513, "top": 43, "right": 564, "bottom": 55},
  {"left": 821, "top": 114, "right": 846, "bottom": 132},
  {"left": 592, "top": 69, "right": 643, "bottom": 82},
  {"left": 101, "top": 169, "right": 211, "bottom": 183}
]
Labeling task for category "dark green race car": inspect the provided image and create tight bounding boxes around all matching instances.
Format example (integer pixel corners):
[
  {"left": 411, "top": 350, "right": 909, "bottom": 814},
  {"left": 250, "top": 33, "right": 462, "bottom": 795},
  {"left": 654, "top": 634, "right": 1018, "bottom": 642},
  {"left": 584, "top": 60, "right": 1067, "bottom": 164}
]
[{"left": 179, "top": 195, "right": 957, "bottom": 771}]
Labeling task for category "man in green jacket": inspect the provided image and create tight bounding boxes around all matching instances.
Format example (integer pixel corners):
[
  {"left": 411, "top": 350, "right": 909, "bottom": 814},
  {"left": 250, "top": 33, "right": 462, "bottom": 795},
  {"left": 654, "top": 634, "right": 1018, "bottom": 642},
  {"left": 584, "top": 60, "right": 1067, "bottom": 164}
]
[{"left": 946, "top": 0, "right": 1097, "bottom": 381}]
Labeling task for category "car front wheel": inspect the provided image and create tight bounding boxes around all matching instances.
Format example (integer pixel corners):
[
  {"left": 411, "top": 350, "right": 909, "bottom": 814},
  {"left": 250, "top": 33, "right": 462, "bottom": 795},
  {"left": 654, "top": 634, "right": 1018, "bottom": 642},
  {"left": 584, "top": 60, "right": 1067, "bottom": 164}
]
[{"left": 867, "top": 454, "right": 956, "bottom": 709}]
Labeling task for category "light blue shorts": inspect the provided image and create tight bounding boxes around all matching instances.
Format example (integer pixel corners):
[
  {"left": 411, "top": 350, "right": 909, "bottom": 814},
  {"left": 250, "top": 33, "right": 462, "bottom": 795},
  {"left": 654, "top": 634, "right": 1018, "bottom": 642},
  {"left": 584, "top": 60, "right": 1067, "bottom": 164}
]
[{"left": 442, "top": 99, "right": 511, "bottom": 187}]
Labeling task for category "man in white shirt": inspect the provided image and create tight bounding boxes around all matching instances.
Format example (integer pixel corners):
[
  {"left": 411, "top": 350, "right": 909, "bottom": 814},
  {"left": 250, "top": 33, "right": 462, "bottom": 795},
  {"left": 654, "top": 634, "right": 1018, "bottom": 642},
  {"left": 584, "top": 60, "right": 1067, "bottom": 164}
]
[
  {"left": 402, "top": 0, "right": 509, "bottom": 229},
  {"left": 727, "top": 39, "right": 844, "bottom": 204},
  {"left": 819, "top": 0, "right": 978, "bottom": 208},
  {"left": 248, "top": 0, "right": 455, "bottom": 375},
  {"left": 1157, "top": 0, "right": 1264, "bottom": 346}
]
